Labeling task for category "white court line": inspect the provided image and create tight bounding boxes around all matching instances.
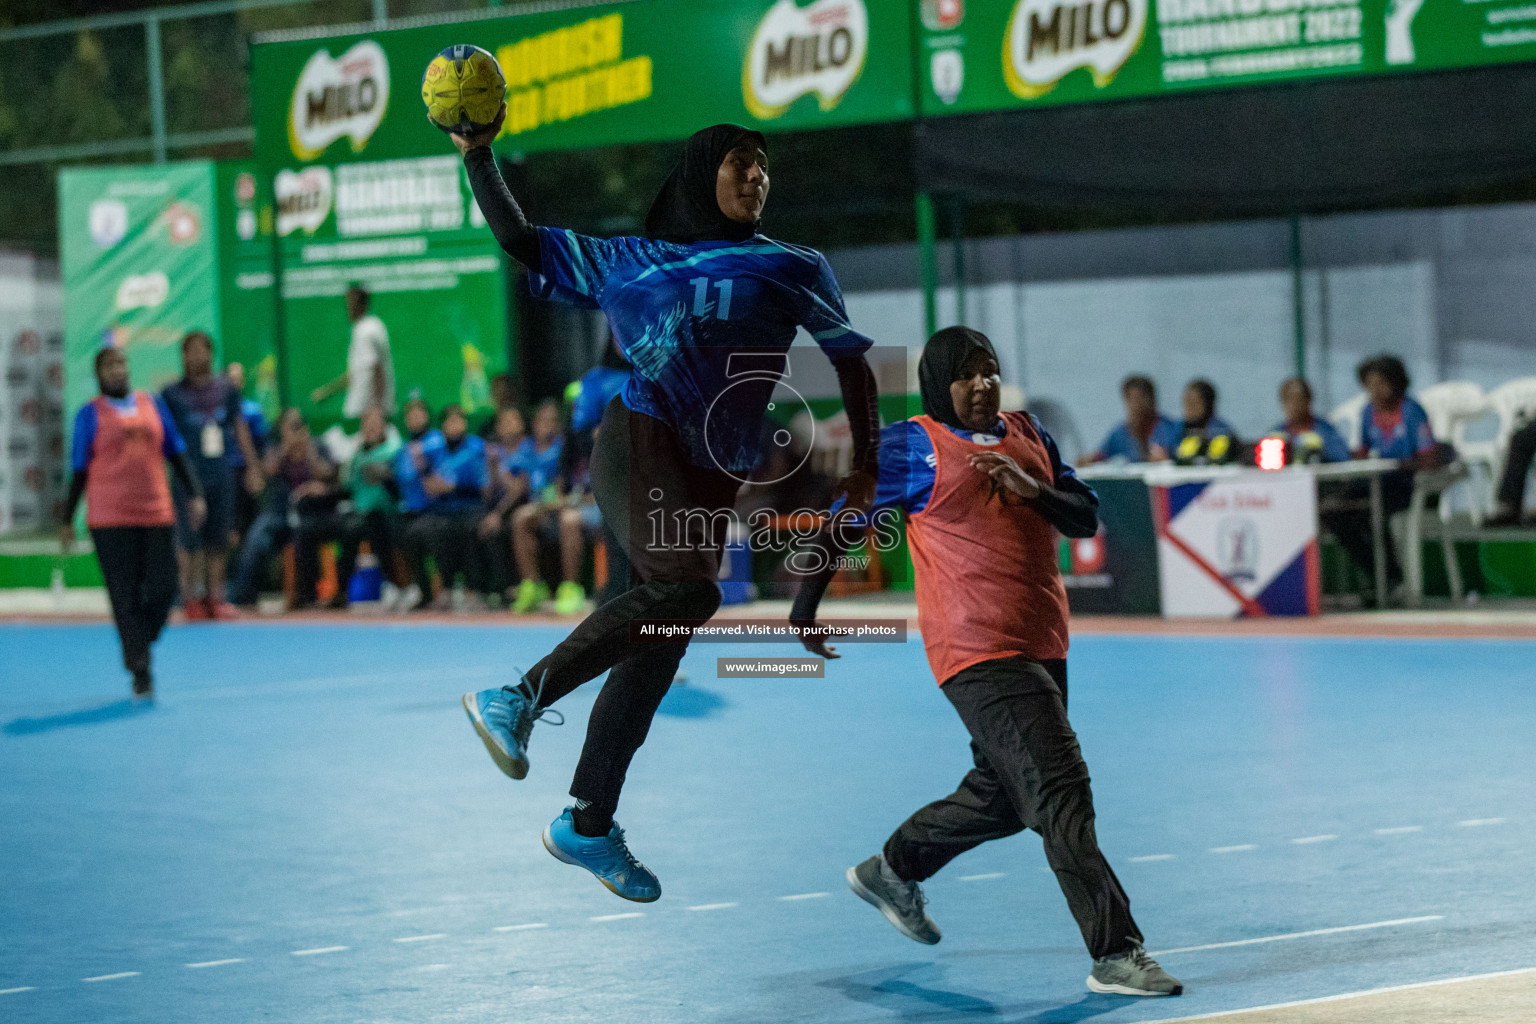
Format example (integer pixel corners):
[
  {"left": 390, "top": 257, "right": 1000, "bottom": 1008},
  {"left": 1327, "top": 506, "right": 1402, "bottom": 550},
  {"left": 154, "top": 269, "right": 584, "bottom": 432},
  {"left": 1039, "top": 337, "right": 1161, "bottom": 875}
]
[
  {"left": 291, "top": 946, "right": 348, "bottom": 956},
  {"left": 1459, "top": 818, "right": 1506, "bottom": 827},
  {"left": 176, "top": 666, "right": 499, "bottom": 704},
  {"left": 958, "top": 872, "right": 1006, "bottom": 881},
  {"left": 1151, "top": 915, "right": 1443, "bottom": 956},
  {"left": 1131, "top": 854, "right": 1176, "bottom": 862},
  {"left": 1291, "top": 834, "right": 1338, "bottom": 844},
  {"left": 82, "top": 972, "right": 139, "bottom": 982},
  {"left": 687, "top": 902, "right": 739, "bottom": 911},
  {"left": 185, "top": 959, "right": 244, "bottom": 968},
  {"left": 394, "top": 934, "right": 446, "bottom": 943},
  {"left": 1140, "top": 964, "right": 1536, "bottom": 1023},
  {"left": 417, "top": 964, "right": 451, "bottom": 971},
  {"left": 1375, "top": 826, "right": 1423, "bottom": 834},
  {"left": 590, "top": 912, "right": 644, "bottom": 922},
  {"left": 0, "top": 987, "right": 36, "bottom": 995},
  {"left": 1210, "top": 844, "right": 1257, "bottom": 854},
  {"left": 778, "top": 892, "right": 830, "bottom": 901},
  {"left": 493, "top": 923, "right": 548, "bottom": 932}
]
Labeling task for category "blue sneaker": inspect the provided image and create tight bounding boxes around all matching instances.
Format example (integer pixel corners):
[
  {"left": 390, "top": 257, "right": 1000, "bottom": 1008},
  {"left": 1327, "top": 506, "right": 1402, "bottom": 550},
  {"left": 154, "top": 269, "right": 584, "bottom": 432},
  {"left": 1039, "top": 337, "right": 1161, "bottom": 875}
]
[
  {"left": 461, "top": 671, "right": 562, "bottom": 780},
  {"left": 542, "top": 808, "right": 661, "bottom": 903}
]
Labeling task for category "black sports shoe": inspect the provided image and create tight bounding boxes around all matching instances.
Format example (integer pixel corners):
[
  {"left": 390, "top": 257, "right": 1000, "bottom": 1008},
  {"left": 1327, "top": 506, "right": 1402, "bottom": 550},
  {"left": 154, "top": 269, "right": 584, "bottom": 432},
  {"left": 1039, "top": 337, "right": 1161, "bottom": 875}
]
[{"left": 131, "top": 669, "right": 154, "bottom": 699}]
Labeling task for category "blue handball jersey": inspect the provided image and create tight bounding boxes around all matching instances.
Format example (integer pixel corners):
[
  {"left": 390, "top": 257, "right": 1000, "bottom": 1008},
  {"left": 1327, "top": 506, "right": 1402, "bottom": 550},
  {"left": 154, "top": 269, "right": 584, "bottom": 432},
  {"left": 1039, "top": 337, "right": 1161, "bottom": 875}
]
[{"left": 529, "top": 227, "right": 874, "bottom": 473}]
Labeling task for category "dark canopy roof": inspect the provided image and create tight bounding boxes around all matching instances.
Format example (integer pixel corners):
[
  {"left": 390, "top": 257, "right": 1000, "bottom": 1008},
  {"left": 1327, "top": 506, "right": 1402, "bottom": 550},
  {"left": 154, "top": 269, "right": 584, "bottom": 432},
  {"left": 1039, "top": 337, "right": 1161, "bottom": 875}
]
[{"left": 916, "top": 63, "right": 1536, "bottom": 220}]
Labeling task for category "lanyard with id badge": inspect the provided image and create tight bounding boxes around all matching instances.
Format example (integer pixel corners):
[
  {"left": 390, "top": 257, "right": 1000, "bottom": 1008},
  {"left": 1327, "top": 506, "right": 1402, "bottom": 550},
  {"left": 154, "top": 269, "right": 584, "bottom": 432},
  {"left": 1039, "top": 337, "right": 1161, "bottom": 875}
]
[{"left": 201, "top": 419, "right": 225, "bottom": 459}]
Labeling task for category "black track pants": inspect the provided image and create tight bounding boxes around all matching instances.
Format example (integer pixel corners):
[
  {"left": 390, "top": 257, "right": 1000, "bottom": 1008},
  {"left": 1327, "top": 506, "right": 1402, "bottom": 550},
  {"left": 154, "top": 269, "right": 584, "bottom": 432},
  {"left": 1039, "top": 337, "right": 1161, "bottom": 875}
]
[
  {"left": 524, "top": 397, "right": 737, "bottom": 817},
  {"left": 91, "top": 526, "right": 178, "bottom": 677},
  {"left": 882, "top": 655, "right": 1142, "bottom": 960}
]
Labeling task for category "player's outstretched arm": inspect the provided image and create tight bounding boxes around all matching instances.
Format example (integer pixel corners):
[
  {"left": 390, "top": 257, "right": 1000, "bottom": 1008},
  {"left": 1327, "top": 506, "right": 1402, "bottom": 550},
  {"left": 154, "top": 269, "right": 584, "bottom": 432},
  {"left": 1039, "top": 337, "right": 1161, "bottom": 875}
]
[
  {"left": 788, "top": 528, "right": 851, "bottom": 659},
  {"left": 452, "top": 104, "right": 542, "bottom": 272},
  {"left": 828, "top": 355, "right": 880, "bottom": 518}
]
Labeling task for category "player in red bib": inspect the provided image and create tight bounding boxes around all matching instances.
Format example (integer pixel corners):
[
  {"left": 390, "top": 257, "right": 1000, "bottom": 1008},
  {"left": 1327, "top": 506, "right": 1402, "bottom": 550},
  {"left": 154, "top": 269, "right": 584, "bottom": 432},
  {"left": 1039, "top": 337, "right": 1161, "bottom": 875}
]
[
  {"left": 60, "top": 348, "right": 205, "bottom": 698},
  {"left": 791, "top": 327, "right": 1181, "bottom": 998}
]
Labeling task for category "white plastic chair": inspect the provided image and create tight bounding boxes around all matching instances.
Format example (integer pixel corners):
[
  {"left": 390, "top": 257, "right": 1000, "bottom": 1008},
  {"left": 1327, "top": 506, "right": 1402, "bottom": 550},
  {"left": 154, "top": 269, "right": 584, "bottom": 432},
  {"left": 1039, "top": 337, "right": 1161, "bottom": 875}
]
[
  {"left": 1329, "top": 392, "right": 1369, "bottom": 452},
  {"left": 1415, "top": 381, "right": 1488, "bottom": 452},
  {"left": 1413, "top": 381, "right": 1488, "bottom": 523},
  {"left": 1483, "top": 376, "right": 1536, "bottom": 505}
]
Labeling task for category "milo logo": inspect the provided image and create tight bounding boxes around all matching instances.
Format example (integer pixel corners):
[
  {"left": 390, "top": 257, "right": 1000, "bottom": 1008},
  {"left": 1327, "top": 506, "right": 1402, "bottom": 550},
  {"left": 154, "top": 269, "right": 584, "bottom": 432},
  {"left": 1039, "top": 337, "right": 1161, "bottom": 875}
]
[
  {"left": 288, "top": 41, "right": 390, "bottom": 161},
  {"left": 275, "top": 166, "right": 334, "bottom": 236},
  {"left": 744, "top": 0, "right": 868, "bottom": 120},
  {"left": 1004, "top": 0, "right": 1146, "bottom": 99}
]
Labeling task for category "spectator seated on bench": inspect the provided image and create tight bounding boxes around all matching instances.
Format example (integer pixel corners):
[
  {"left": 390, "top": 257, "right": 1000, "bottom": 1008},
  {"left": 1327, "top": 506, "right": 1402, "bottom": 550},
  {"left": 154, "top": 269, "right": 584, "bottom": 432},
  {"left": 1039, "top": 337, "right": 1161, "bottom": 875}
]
[
  {"left": 302, "top": 407, "right": 401, "bottom": 609},
  {"left": 228, "top": 408, "right": 338, "bottom": 608}
]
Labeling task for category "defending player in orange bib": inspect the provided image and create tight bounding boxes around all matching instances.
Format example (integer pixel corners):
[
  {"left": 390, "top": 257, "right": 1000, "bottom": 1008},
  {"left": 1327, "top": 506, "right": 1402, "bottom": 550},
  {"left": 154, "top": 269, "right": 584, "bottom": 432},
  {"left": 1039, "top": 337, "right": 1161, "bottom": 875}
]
[{"left": 791, "top": 326, "right": 1183, "bottom": 998}]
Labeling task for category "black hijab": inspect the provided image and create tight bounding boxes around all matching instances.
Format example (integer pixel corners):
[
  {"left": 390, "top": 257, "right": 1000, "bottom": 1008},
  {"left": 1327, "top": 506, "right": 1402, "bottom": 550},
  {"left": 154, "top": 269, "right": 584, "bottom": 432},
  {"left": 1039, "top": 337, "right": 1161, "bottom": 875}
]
[
  {"left": 918, "top": 326, "right": 999, "bottom": 430},
  {"left": 644, "top": 123, "right": 766, "bottom": 244}
]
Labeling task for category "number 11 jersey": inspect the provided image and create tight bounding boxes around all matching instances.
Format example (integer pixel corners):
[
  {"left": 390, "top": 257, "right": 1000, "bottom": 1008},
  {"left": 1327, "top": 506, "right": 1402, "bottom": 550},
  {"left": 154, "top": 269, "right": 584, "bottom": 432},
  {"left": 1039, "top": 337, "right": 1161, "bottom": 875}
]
[{"left": 530, "top": 226, "right": 874, "bottom": 474}]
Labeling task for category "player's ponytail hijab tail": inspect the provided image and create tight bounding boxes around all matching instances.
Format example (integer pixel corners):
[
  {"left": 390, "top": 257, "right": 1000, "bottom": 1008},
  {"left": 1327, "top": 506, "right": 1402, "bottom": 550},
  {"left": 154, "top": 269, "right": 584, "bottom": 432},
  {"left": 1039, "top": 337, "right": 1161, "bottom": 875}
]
[
  {"left": 645, "top": 123, "right": 767, "bottom": 244},
  {"left": 919, "top": 326, "right": 998, "bottom": 429}
]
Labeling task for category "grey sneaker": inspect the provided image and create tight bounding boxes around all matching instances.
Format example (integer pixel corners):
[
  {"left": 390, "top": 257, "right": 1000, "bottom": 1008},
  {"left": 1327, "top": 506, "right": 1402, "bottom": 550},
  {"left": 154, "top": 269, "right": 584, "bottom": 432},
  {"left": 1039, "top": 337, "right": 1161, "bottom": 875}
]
[
  {"left": 1087, "top": 944, "right": 1183, "bottom": 996},
  {"left": 846, "top": 855, "right": 941, "bottom": 945}
]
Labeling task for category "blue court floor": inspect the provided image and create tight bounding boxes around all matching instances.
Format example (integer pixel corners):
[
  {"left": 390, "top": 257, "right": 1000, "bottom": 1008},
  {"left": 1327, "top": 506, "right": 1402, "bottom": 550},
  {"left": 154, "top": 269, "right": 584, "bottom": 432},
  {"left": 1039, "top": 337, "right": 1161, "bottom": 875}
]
[{"left": 2, "top": 621, "right": 1534, "bottom": 1023}]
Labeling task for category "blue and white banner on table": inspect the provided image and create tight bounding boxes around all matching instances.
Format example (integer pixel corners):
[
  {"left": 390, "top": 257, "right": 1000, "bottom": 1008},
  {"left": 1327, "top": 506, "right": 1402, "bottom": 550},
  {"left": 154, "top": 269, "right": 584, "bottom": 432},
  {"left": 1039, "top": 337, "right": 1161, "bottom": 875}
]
[{"left": 1151, "top": 471, "right": 1319, "bottom": 618}]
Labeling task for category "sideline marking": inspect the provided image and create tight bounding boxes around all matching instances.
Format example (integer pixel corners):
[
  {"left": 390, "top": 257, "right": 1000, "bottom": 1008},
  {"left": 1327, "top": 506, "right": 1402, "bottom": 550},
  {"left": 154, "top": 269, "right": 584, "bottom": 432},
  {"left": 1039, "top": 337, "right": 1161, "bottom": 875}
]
[
  {"left": 1140, "top": 964, "right": 1536, "bottom": 1022},
  {"left": 959, "top": 872, "right": 1006, "bottom": 881},
  {"left": 291, "top": 946, "right": 348, "bottom": 956},
  {"left": 687, "top": 903, "right": 739, "bottom": 911},
  {"left": 394, "top": 934, "right": 446, "bottom": 943},
  {"left": 1375, "top": 826, "right": 1422, "bottom": 834},
  {"left": 1291, "top": 834, "right": 1338, "bottom": 844},
  {"left": 0, "top": 987, "right": 36, "bottom": 995},
  {"left": 1152, "top": 915, "right": 1444, "bottom": 956},
  {"left": 82, "top": 972, "right": 139, "bottom": 982},
  {"left": 590, "top": 912, "right": 643, "bottom": 922},
  {"left": 1459, "top": 818, "right": 1506, "bottom": 827},
  {"left": 1131, "top": 854, "right": 1176, "bottom": 862},
  {"left": 493, "top": 923, "right": 548, "bottom": 932},
  {"left": 185, "top": 959, "right": 243, "bottom": 968},
  {"left": 778, "top": 892, "right": 830, "bottom": 901},
  {"left": 1211, "top": 844, "right": 1257, "bottom": 853}
]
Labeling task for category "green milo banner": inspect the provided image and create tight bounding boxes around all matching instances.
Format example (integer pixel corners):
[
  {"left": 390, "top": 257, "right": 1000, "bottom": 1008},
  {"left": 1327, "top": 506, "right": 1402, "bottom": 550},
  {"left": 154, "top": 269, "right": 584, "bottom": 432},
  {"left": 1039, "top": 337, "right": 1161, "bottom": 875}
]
[
  {"left": 251, "top": 0, "right": 915, "bottom": 160},
  {"left": 914, "top": 0, "right": 1536, "bottom": 113},
  {"left": 58, "top": 162, "right": 223, "bottom": 423},
  {"left": 249, "top": 0, "right": 916, "bottom": 423},
  {"left": 59, "top": 161, "right": 280, "bottom": 429}
]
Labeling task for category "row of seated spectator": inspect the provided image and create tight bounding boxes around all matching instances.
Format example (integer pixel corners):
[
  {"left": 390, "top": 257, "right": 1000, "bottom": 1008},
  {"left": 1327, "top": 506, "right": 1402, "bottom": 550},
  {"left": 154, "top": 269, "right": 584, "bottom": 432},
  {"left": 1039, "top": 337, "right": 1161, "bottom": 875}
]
[
  {"left": 224, "top": 392, "right": 615, "bottom": 615},
  {"left": 1082, "top": 356, "right": 1448, "bottom": 470},
  {"left": 1079, "top": 353, "right": 1536, "bottom": 599}
]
